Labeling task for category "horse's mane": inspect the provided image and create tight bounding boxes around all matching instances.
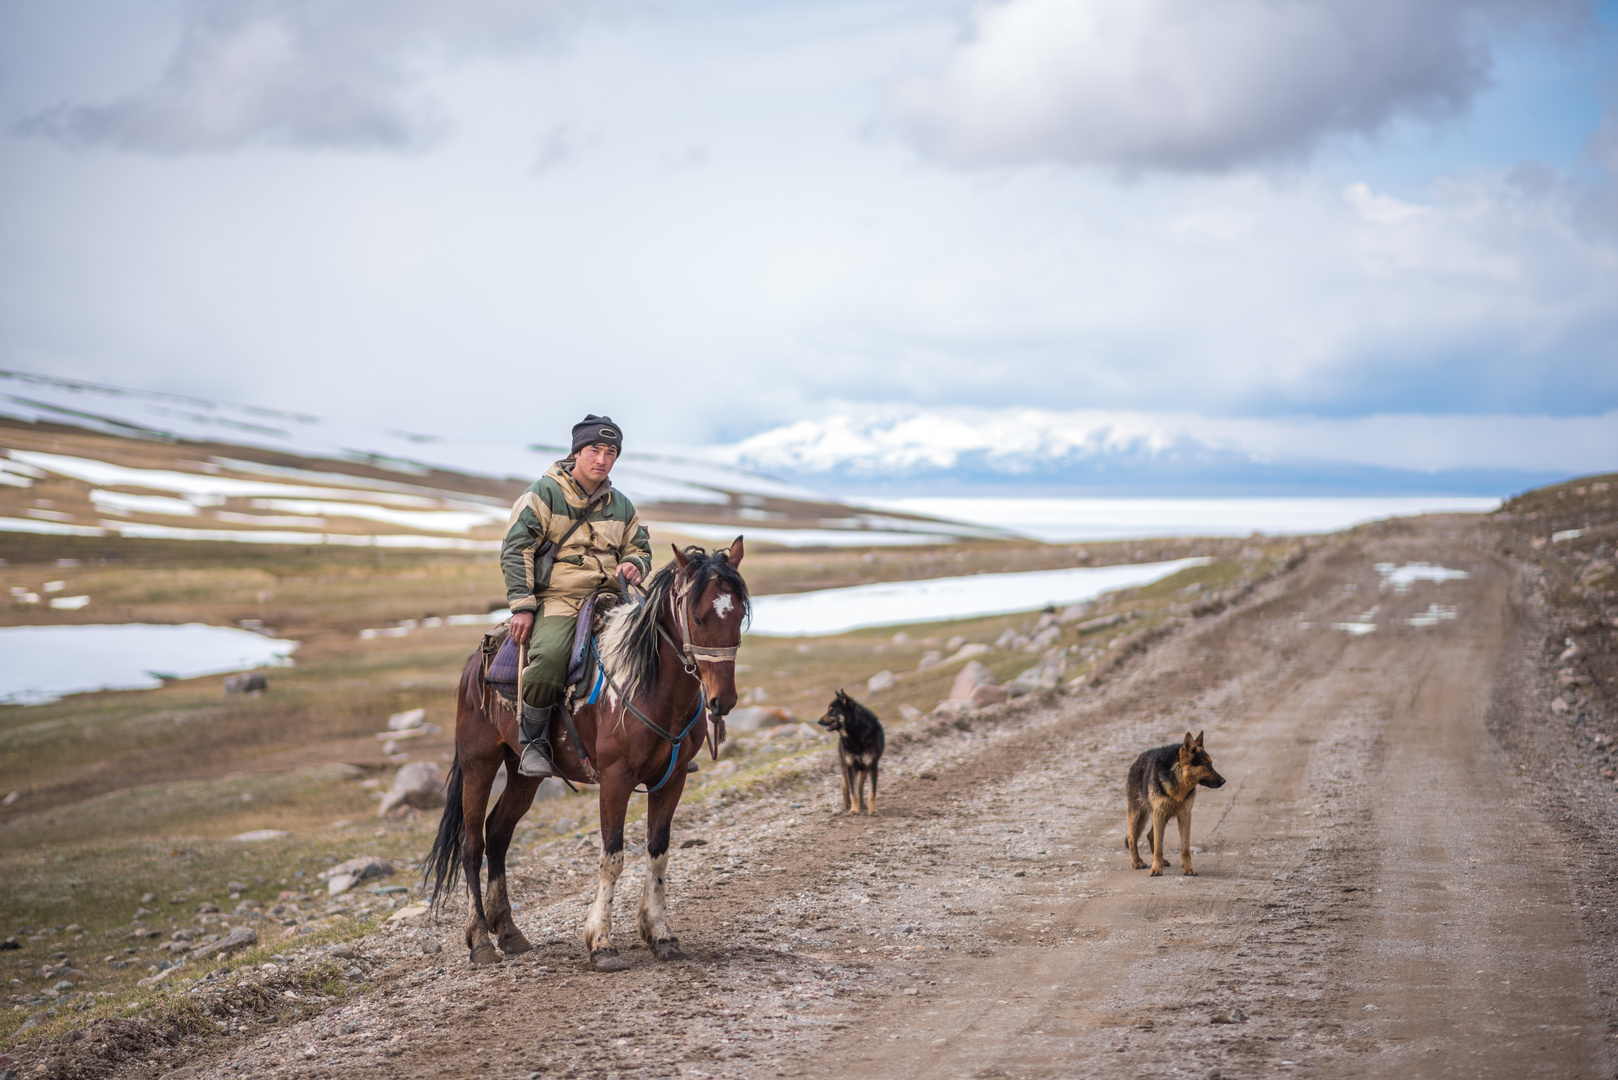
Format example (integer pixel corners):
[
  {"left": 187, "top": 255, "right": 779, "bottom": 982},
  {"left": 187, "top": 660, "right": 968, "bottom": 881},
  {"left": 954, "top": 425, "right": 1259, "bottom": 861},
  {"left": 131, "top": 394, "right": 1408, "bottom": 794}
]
[{"left": 598, "top": 546, "right": 750, "bottom": 707}]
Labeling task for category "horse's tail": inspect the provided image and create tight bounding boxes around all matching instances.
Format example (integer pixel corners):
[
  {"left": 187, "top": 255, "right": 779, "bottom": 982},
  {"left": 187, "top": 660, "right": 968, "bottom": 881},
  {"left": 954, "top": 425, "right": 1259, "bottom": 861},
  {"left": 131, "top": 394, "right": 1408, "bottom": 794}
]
[{"left": 424, "top": 751, "right": 465, "bottom": 909}]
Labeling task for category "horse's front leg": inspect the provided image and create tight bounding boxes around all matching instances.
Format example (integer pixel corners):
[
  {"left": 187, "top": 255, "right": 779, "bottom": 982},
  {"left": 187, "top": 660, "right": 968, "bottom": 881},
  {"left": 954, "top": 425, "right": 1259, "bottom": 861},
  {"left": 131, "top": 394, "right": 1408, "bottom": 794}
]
[
  {"left": 638, "top": 765, "right": 692, "bottom": 962},
  {"left": 583, "top": 768, "right": 632, "bottom": 972}
]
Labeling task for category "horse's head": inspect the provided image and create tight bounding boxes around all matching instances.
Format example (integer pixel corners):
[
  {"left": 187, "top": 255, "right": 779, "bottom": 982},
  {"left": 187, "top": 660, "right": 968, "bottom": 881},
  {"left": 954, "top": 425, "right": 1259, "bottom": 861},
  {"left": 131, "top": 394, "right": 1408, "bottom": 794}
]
[{"left": 671, "top": 536, "right": 749, "bottom": 718}]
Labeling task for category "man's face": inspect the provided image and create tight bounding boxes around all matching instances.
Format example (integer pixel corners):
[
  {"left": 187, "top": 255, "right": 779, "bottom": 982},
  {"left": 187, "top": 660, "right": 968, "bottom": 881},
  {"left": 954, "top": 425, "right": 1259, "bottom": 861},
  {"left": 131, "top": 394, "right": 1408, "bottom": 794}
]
[{"left": 574, "top": 443, "right": 619, "bottom": 487}]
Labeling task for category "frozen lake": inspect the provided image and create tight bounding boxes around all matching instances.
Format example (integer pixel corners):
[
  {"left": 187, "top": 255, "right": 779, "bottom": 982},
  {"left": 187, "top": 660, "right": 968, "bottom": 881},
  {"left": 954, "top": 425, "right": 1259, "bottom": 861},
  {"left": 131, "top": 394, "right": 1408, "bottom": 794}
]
[
  {"left": 0, "top": 623, "right": 299, "bottom": 705},
  {"left": 862, "top": 496, "right": 1501, "bottom": 543},
  {"left": 747, "top": 557, "right": 1208, "bottom": 636}
]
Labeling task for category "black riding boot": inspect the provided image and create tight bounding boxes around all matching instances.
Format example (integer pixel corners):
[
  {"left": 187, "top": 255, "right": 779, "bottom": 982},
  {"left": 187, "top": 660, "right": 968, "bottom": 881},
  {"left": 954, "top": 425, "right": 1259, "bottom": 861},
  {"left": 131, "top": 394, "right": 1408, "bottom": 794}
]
[{"left": 518, "top": 703, "right": 556, "bottom": 779}]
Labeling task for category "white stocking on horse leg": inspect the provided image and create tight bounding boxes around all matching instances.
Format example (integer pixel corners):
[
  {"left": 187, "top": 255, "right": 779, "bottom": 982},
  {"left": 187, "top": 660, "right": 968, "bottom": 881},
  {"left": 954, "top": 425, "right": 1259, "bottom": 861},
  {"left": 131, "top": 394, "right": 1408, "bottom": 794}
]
[
  {"left": 583, "top": 848, "right": 630, "bottom": 971},
  {"left": 637, "top": 852, "right": 690, "bottom": 961}
]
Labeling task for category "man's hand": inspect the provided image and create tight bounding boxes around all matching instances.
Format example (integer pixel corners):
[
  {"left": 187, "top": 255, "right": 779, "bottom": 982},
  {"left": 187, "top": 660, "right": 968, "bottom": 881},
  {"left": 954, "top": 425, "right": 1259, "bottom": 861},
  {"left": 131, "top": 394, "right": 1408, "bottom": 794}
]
[
  {"left": 510, "top": 611, "right": 535, "bottom": 653},
  {"left": 617, "top": 562, "right": 643, "bottom": 587}
]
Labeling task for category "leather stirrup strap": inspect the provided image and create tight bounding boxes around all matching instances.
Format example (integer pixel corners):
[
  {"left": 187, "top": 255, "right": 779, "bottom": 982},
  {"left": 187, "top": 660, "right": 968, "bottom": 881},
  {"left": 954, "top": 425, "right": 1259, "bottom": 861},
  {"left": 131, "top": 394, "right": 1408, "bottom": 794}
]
[{"left": 557, "top": 705, "right": 599, "bottom": 783}]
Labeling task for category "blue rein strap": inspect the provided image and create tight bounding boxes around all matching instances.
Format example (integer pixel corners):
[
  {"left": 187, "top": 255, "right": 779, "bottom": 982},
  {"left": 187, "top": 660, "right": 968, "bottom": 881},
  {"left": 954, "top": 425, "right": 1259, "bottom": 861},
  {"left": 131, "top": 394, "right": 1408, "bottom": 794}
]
[
  {"left": 585, "top": 634, "right": 707, "bottom": 795},
  {"left": 640, "top": 687, "right": 706, "bottom": 794}
]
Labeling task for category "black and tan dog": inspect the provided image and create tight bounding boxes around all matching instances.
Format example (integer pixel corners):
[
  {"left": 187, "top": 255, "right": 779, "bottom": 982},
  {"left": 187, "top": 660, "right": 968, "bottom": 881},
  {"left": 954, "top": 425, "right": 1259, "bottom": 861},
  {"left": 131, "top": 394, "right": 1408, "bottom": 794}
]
[
  {"left": 1126, "top": 731, "right": 1226, "bottom": 876},
  {"left": 817, "top": 690, "right": 885, "bottom": 815}
]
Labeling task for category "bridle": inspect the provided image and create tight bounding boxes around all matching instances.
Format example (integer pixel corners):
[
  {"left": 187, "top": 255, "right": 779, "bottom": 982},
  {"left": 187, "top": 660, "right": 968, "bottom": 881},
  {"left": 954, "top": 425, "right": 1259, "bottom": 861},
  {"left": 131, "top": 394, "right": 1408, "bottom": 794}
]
[{"left": 657, "top": 567, "right": 742, "bottom": 674}]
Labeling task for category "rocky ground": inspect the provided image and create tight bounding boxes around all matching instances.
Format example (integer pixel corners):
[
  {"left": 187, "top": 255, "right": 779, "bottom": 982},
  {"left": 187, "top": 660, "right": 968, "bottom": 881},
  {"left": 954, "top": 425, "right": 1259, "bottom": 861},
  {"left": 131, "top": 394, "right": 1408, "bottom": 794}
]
[{"left": 6, "top": 489, "right": 1618, "bottom": 1080}]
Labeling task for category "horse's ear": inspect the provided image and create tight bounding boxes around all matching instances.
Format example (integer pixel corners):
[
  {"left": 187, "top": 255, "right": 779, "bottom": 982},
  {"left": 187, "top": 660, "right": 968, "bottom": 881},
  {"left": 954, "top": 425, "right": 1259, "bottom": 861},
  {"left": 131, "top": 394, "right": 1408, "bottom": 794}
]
[
  {"left": 727, "top": 535, "right": 744, "bottom": 566},
  {"left": 672, "top": 544, "right": 690, "bottom": 569}
]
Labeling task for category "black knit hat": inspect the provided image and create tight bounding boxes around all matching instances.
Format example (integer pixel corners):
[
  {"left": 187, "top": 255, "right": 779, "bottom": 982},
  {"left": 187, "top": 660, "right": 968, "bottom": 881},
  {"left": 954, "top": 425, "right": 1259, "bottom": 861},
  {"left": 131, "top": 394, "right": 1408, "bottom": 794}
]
[{"left": 570, "top": 414, "right": 622, "bottom": 455}]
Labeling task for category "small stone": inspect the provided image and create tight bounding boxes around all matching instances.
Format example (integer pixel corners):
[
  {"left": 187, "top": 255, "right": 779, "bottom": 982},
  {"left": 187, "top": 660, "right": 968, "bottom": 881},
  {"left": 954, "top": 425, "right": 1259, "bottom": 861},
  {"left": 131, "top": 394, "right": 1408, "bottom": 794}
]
[
  {"left": 866, "top": 670, "right": 897, "bottom": 694},
  {"left": 197, "top": 903, "right": 219, "bottom": 914},
  {"left": 189, "top": 926, "right": 258, "bottom": 961}
]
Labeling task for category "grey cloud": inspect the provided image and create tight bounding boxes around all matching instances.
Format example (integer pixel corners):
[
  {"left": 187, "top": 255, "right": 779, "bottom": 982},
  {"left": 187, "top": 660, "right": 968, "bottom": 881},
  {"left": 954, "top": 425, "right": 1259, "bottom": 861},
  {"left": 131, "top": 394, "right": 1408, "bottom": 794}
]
[
  {"left": 889, "top": 0, "right": 1580, "bottom": 173},
  {"left": 22, "top": 0, "right": 586, "bottom": 154},
  {"left": 1579, "top": 98, "right": 1618, "bottom": 234}
]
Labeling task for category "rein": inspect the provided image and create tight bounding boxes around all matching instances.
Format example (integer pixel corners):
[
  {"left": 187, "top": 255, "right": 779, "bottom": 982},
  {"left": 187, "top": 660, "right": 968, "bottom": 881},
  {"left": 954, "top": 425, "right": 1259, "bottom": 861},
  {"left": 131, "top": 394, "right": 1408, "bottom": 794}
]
[{"left": 587, "top": 634, "right": 705, "bottom": 794}]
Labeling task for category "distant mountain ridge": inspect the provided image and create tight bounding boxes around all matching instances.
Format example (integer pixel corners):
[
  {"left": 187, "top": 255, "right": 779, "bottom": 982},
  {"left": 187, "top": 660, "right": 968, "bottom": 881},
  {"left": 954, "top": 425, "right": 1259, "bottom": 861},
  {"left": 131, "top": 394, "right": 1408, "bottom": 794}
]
[
  {"left": 0, "top": 371, "right": 1006, "bottom": 549},
  {"left": 708, "top": 411, "right": 1566, "bottom": 497}
]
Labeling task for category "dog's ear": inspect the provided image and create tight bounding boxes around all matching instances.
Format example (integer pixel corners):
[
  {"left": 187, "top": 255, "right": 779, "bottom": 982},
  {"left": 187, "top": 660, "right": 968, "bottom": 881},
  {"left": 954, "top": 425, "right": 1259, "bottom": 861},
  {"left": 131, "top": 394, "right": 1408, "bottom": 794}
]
[
  {"left": 1194, "top": 730, "right": 1205, "bottom": 747},
  {"left": 1182, "top": 732, "right": 1195, "bottom": 751}
]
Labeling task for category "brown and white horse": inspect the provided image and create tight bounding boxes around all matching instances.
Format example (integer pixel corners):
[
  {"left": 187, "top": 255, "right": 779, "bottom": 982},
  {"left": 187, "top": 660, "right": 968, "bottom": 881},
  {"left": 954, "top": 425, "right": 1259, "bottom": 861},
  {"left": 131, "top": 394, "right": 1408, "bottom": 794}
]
[{"left": 424, "top": 539, "right": 747, "bottom": 970}]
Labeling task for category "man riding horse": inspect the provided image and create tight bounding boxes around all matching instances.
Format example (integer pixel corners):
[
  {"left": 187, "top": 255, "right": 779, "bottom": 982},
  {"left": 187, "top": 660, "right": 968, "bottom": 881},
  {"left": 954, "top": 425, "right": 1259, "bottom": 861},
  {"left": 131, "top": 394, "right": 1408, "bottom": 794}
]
[{"left": 502, "top": 414, "right": 651, "bottom": 778}]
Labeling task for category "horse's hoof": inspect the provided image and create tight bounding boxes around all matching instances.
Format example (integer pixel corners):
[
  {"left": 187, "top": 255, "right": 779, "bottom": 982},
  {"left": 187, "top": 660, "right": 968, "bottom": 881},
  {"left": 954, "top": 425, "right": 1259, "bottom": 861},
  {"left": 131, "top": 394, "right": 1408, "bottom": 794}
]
[
  {"left": 469, "top": 944, "right": 503, "bottom": 967},
  {"left": 651, "top": 938, "right": 691, "bottom": 963},
  {"left": 498, "top": 931, "right": 533, "bottom": 956},
  {"left": 590, "top": 949, "right": 631, "bottom": 973}
]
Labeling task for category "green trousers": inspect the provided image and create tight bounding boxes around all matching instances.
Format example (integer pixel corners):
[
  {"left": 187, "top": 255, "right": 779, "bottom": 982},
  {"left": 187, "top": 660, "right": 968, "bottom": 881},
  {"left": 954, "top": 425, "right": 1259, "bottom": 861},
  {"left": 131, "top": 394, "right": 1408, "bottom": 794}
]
[{"left": 520, "top": 614, "right": 579, "bottom": 709}]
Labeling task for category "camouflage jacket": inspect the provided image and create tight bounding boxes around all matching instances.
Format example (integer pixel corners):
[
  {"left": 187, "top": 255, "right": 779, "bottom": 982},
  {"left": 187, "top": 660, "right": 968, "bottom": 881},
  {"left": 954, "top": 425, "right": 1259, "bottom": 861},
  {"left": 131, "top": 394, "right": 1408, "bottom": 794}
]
[{"left": 499, "top": 461, "right": 652, "bottom": 618}]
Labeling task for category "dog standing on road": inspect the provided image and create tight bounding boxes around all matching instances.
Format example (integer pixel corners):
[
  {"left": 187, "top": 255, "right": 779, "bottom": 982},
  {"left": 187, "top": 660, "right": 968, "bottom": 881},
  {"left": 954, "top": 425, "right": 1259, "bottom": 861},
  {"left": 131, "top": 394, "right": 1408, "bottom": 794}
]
[
  {"left": 817, "top": 690, "right": 885, "bottom": 815},
  {"left": 1126, "top": 731, "right": 1226, "bottom": 876}
]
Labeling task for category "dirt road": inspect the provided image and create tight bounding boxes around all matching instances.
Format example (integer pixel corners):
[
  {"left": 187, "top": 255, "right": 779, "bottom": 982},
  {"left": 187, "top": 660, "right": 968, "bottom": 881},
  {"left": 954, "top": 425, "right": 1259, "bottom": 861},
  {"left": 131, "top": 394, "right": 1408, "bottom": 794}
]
[{"left": 147, "top": 525, "right": 1614, "bottom": 1080}]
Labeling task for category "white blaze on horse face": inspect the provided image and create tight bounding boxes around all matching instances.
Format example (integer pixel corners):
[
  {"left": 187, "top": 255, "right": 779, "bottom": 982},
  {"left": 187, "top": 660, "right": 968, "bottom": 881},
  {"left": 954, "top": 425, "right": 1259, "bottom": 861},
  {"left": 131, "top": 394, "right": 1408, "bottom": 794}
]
[{"left": 711, "top": 592, "right": 734, "bottom": 620}]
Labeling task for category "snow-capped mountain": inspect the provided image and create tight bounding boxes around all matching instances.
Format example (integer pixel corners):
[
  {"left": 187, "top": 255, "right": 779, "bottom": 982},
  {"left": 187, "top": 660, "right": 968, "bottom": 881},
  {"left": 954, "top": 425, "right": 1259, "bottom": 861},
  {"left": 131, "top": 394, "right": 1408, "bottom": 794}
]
[{"left": 705, "top": 409, "right": 1568, "bottom": 496}]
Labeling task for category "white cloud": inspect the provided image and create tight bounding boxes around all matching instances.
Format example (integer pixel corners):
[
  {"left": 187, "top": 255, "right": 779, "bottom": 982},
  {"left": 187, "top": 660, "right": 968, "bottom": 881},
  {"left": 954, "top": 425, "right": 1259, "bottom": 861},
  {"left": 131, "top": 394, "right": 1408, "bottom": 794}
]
[
  {"left": 22, "top": 0, "right": 585, "bottom": 153},
  {"left": 890, "top": 0, "right": 1573, "bottom": 172}
]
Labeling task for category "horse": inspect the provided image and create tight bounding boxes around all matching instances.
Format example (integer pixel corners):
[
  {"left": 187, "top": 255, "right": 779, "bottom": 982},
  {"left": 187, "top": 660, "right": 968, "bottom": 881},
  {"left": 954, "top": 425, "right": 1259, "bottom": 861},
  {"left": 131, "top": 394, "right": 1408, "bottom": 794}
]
[{"left": 424, "top": 538, "right": 748, "bottom": 971}]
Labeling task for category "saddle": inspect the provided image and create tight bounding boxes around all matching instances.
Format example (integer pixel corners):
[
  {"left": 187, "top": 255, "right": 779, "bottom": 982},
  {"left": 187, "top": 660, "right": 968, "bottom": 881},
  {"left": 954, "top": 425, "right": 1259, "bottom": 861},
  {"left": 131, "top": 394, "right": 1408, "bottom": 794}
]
[{"left": 481, "top": 591, "right": 616, "bottom": 714}]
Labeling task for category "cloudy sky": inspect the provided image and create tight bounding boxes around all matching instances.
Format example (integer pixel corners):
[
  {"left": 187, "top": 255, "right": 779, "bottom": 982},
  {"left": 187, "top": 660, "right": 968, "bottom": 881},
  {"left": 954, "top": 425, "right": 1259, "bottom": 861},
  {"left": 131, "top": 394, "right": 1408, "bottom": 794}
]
[{"left": 1, "top": 0, "right": 1615, "bottom": 487}]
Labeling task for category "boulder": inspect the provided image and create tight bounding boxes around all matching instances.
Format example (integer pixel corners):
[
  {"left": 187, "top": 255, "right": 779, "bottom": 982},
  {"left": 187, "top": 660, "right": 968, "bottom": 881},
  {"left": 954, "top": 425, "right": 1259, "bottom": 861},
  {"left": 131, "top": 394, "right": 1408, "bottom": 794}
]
[
  {"left": 378, "top": 762, "right": 444, "bottom": 817},
  {"left": 387, "top": 708, "right": 427, "bottom": 731},
  {"left": 726, "top": 706, "right": 794, "bottom": 732},
  {"left": 1074, "top": 612, "right": 1127, "bottom": 634},
  {"left": 932, "top": 699, "right": 972, "bottom": 718},
  {"left": 916, "top": 651, "right": 944, "bottom": 671},
  {"left": 969, "top": 684, "right": 1009, "bottom": 707},
  {"left": 232, "top": 829, "right": 290, "bottom": 842},
  {"left": 1026, "top": 626, "right": 1061, "bottom": 652},
  {"left": 866, "top": 670, "right": 897, "bottom": 694},
  {"left": 320, "top": 856, "right": 395, "bottom": 895},
  {"left": 950, "top": 661, "right": 997, "bottom": 702},
  {"left": 1010, "top": 657, "right": 1065, "bottom": 693},
  {"left": 189, "top": 926, "right": 258, "bottom": 962},
  {"left": 224, "top": 673, "right": 267, "bottom": 695},
  {"left": 898, "top": 704, "right": 923, "bottom": 722},
  {"left": 944, "top": 643, "right": 991, "bottom": 664}
]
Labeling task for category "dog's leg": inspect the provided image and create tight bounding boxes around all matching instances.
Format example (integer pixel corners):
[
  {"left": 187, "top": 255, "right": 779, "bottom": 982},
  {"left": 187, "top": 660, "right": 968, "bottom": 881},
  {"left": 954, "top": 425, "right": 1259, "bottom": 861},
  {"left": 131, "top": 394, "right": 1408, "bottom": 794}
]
[
  {"left": 866, "top": 761, "right": 878, "bottom": 816},
  {"left": 1177, "top": 805, "right": 1197, "bottom": 876},
  {"left": 1149, "top": 808, "right": 1168, "bottom": 876},
  {"left": 840, "top": 761, "right": 854, "bottom": 813},
  {"left": 854, "top": 769, "right": 868, "bottom": 815},
  {"left": 1126, "top": 800, "right": 1148, "bottom": 870}
]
